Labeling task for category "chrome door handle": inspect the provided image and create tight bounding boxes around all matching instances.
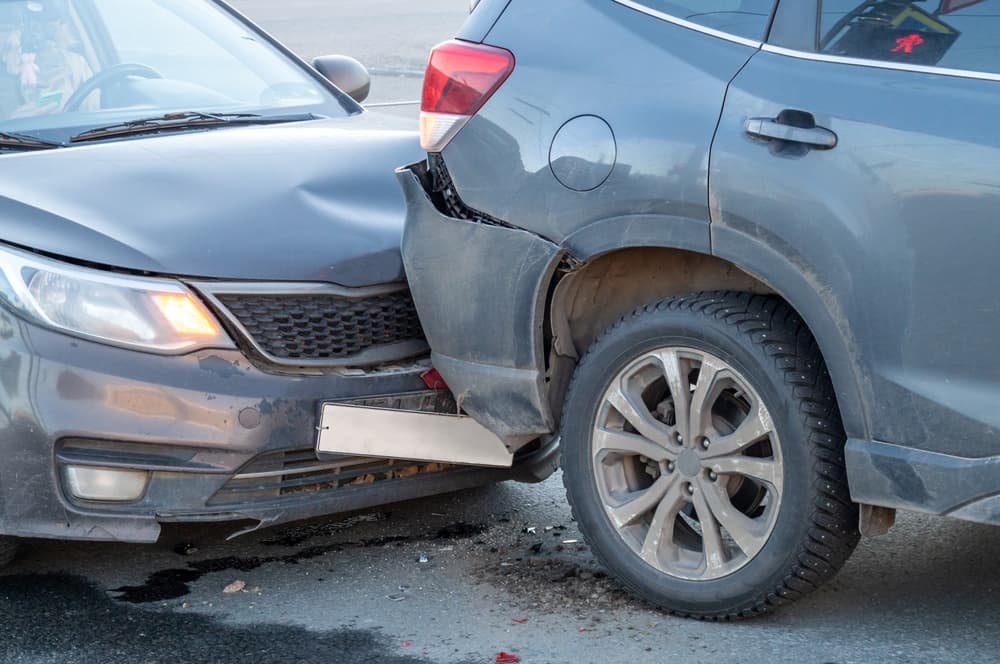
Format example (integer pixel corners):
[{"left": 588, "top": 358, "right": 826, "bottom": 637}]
[{"left": 745, "top": 117, "right": 837, "bottom": 150}]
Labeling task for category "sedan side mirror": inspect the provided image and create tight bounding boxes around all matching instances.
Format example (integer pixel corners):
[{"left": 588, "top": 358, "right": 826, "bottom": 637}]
[{"left": 312, "top": 55, "right": 371, "bottom": 103}]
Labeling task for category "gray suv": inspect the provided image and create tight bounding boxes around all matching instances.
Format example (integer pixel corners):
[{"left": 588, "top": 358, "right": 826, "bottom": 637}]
[{"left": 399, "top": 0, "right": 1000, "bottom": 618}]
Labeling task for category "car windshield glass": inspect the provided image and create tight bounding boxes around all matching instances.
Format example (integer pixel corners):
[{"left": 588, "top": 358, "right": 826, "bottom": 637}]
[{"left": 0, "top": 0, "right": 354, "bottom": 143}]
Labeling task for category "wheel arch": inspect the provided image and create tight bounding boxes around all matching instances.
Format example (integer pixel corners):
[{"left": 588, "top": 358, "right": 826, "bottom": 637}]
[{"left": 547, "top": 241, "right": 872, "bottom": 442}]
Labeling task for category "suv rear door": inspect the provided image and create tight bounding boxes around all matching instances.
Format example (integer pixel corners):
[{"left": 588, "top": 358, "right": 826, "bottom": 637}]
[{"left": 709, "top": 0, "right": 1000, "bottom": 514}]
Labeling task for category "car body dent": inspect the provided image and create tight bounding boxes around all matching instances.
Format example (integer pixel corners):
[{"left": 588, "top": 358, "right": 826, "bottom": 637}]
[{"left": 0, "top": 111, "right": 422, "bottom": 286}]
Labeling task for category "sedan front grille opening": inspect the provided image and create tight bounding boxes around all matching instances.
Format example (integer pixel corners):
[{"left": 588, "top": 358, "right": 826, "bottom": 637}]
[{"left": 200, "top": 285, "right": 428, "bottom": 368}]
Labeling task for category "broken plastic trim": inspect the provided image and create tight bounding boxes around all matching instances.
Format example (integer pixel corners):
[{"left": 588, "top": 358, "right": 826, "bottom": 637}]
[{"left": 424, "top": 154, "right": 522, "bottom": 231}]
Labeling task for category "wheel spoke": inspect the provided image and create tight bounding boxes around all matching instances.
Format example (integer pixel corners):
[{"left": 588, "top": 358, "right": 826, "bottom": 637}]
[
  {"left": 606, "top": 382, "right": 673, "bottom": 447},
  {"left": 702, "top": 397, "right": 773, "bottom": 459},
  {"left": 607, "top": 473, "right": 678, "bottom": 529},
  {"left": 639, "top": 478, "right": 686, "bottom": 565},
  {"left": 652, "top": 349, "right": 690, "bottom": 441},
  {"left": 594, "top": 427, "right": 676, "bottom": 463},
  {"left": 708, "top": 456, "right": 780, "bottom": 489},
  {"left": 691, "top": 487, "right": 727, "bottom": 573},
  {"left": 688, "top": 356, "right": 727, "bottom": 438},
  {"left": 699, "top": 480, "right": 768, "bottom": 557}
]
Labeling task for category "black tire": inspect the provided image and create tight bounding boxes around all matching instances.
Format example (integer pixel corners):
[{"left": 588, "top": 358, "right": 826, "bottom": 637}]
[
  {"left": 0, "top": 536, "right": 18, "bottom": 569},
  {"left": 561, "top": 291, "right": 859, "bottom": 619}
]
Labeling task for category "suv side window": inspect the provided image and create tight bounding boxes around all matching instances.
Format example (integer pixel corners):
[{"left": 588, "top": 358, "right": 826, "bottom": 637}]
[
  {"left": 820, "top": 1, "right": 1000, "bottom": 74},
  {"left": 628, "top": 1, "right": 777, "bottom": 40}
]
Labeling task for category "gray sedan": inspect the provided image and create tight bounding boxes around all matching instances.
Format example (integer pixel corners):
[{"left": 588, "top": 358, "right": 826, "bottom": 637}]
[{"left": 0, "top": 0, "right": 557, "bottom": 568}]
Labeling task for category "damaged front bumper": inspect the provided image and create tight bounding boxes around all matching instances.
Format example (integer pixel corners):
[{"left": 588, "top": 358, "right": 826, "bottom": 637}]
[
  {"left": 398, "top": 160, "right": 563, "bottom": 450},
  {"left": 0, "top": 310, "right": 558, "bottom": 544}
]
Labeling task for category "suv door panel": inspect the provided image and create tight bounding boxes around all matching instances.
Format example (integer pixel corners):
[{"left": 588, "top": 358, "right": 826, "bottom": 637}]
[{"left": 711, "top": 42, "right": 1000, "bottom": 457}]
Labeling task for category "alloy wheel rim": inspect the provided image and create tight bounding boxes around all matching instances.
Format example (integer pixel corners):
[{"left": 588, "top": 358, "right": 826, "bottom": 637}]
[{"left": 592, "top": 347, "right": 783, "bottom": 581}]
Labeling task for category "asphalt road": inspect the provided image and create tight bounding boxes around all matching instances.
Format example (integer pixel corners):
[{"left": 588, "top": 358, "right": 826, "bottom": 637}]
[{"left": 3, "top": 2, "right": 1000, "bottom": 663}]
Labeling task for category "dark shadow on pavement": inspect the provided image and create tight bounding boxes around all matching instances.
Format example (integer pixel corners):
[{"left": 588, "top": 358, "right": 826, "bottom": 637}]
[{"left": 0, "top": 573, "right": 438, "bottom": 664}]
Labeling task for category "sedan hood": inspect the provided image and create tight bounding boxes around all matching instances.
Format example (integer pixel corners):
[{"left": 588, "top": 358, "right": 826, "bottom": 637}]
[{"left": 0, "top": 112, "right": 423, "bottom": 287}]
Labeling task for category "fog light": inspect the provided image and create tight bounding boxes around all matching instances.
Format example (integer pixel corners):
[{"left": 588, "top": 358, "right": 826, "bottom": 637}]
[{"left": 63, "top": 466, "right": 149, "bottom": 502}]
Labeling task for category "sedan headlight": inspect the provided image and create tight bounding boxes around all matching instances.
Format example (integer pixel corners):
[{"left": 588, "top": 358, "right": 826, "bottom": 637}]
[{"left": 0, "top": 243, "right": 233, "bottom": 353}]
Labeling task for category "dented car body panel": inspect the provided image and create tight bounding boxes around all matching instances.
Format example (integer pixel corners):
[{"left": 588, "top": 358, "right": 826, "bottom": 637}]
[{"left": 0, "top": 112, "right": 417, "bottom": 286}]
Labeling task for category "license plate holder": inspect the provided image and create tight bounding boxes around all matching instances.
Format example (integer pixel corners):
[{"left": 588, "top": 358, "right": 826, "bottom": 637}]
[{"left": 316, "top": 403, "right": 513, "bottom": 468}]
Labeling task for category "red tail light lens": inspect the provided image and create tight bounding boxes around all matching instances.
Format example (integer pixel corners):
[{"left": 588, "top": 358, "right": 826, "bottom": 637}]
[
  {"left": 422, "top": 40, "right": 515, "bottom": 115},
  {"left": 420, "top": 39, "right": 515, "bottom": 151}
]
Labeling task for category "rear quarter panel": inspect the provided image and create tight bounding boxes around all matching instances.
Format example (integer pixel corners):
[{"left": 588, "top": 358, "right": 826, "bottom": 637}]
[{"left": 443, "top": 0, "right": 757, "bottom": 245}]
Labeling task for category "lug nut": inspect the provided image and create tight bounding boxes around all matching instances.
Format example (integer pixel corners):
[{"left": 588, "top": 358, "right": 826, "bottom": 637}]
[
  {"left": 685, "top": 483, "right": 695, "bottom": 495},
  {"left": 701, "top": 438, "right": 711, "bottom": 450},
  {"left": 666, "top": 462, "right": 675, "bottom": 472},
  {"left": 708, "top": 471, "right": 718, "bottom": 481}
]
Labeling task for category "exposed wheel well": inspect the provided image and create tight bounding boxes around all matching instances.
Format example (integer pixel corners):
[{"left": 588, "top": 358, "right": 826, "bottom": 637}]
[{"left": 545, "top": 247, "right": 776, "bottom": 419}]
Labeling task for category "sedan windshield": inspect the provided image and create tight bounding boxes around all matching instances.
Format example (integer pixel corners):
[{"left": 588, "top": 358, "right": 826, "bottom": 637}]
[{"left": 0, "top": 0, "right": 354, "bottom": 143}]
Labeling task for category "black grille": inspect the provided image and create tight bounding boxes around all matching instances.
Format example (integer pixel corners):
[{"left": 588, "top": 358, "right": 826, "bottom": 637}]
[
  {"left": 207, "top": 448, "right": 455, "bottom": 507},
  {"left": 214, "top": 290, "right": 426, "bottom": 364}
]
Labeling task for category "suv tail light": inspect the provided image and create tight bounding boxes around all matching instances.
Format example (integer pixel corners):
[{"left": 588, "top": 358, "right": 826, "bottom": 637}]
[{"left": 420, "top": 39, "right": 515, "bottom": 152}]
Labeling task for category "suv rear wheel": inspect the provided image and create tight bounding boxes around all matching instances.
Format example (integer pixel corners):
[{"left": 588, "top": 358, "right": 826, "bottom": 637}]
[{"left": 561, "top": 292, "right": 859, "bottom": 619}]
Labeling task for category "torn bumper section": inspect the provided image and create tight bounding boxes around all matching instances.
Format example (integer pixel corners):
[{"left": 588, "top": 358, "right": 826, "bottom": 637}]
[{"left": 397, "top": 161, "right": 562, "bottom": 449}]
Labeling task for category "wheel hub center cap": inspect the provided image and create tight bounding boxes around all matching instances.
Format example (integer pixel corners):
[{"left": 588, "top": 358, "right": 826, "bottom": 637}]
[{"left": 677, "top": 449, "right": 702, "bottom": 478}]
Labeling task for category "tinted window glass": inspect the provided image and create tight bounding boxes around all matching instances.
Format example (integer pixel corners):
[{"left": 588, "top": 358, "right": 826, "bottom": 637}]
[
  {"left": 630, "top": 1, "right": 776, "bottom": 40},
  {"left": 820, "top": 1, "right": 1000, "bottom": 74}
]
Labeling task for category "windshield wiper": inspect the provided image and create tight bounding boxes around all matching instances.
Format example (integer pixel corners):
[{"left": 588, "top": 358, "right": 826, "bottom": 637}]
[
  {"left": 69, "top": 111, "right": 319, "bottom": 144},
  {"left": 0, "top": 131, "right": 64, "bottom": 151}
]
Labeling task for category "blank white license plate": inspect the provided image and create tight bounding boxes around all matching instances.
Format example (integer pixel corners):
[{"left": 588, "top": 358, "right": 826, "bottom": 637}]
[{"left": 317, "top": 403, "right": 513, "bottom": 468}]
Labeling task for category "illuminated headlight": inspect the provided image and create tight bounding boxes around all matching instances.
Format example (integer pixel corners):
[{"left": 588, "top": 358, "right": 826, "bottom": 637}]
[{"left": 0, "top": 243, "right": 233, "bottom": 353}]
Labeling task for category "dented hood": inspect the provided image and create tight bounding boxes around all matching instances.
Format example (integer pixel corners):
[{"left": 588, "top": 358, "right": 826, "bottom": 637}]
[{"left": 0, "top": 112, "right": 422, "bottom": 287}]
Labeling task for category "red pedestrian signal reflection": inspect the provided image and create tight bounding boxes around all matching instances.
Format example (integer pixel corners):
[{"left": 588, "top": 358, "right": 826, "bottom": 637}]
[{"left": 891, "top": 33, "right": 925, "bottom": 54}]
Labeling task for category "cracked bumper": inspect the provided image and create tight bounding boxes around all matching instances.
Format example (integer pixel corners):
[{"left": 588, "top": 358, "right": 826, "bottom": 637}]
[{"left": 398, "top": 162, "right": 562, "bottom": 448}]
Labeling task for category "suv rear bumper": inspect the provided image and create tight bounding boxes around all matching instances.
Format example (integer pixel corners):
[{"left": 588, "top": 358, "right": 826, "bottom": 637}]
[{"left": 398, "top": 162, "right": 561, "bottom": 448}]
